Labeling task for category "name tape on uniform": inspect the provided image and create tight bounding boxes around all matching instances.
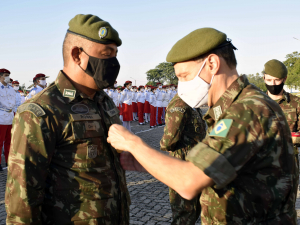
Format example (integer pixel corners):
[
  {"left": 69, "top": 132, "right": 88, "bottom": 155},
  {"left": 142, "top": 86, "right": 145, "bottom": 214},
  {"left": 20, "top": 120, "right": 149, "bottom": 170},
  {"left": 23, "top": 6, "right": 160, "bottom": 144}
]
[{"left": 70, "top": 114, "right": 101, "bottom": 121}]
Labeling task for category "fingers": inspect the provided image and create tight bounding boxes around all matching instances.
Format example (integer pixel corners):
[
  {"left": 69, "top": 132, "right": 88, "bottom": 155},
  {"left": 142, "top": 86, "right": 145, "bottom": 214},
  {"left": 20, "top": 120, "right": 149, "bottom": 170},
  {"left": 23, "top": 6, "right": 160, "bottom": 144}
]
[{"left": 107, "top": 137, "right": 111, "bottom": 144}]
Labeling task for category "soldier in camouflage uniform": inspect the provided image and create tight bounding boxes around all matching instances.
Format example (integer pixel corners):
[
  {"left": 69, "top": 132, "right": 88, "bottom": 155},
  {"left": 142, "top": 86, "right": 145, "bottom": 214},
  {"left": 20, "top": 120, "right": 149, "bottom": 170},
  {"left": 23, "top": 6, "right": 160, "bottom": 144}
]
[
  {"left": 160, "top": 94, "right": 206, "bottom": 224},
  {"left": 107, "top": 28, "right": 297, "bottom": 224},
  {"left": 5, "top": 14, "right": 130, "bottom": 225},
  {"left": 263, "top": 59, "right": 300, "bottom": 203}
]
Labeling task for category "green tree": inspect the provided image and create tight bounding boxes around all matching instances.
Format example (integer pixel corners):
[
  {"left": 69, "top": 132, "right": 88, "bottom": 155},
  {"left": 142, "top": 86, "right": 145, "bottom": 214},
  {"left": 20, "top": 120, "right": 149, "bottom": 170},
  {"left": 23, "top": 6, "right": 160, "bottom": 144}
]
[
  {"left": 146, "top": 69, "right": 163, "bottom": 85},
  {"left": 283, "top": 51, "right": 300, "bottom": 90},
  {"left": 20, "top": 83, "right": 26, "bottom": 92},
  {"left": 246, "top": 73, "right": 267, "bottom": 92},
  {"left": 155, "top": 62, "right": 178, "bottom": 85},
  {"left": 146, "top": 81, "right": 157, "bottom": 86}
]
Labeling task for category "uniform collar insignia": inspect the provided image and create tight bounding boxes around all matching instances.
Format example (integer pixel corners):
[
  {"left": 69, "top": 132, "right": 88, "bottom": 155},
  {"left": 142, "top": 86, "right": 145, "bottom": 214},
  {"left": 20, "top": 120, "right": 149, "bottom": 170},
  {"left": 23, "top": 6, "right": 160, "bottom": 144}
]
[
  {"left": 205, "top": 75, "right": 248, "bottom": 122},
  {"left": 56, "top": 71, "right": 81, "bottom": 103},
  {"left": 213, "top": 105, "right": 222, "bottom": 121},
  {"left": 63, "top": 89, "right": 76, "bottom": 98}
]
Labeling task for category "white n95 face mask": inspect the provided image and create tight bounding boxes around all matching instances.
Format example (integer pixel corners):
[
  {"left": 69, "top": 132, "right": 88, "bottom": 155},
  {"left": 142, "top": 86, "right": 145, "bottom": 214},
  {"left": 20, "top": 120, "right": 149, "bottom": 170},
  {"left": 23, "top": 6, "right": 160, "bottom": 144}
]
[
  {"left": 178, "top": 58, "right": 214, "bottom": 108},
  {"left": 14, "top": 86, "right": 19, "bottom": 91},
  {"left": 39, "top": 80, "right": 47, "bottom": 86},
  {"left": 114, "top": 84, "right": 118, "bottom": 88},
  {"left": 4, "top": 76, "right": 10, "bottom": 84}
]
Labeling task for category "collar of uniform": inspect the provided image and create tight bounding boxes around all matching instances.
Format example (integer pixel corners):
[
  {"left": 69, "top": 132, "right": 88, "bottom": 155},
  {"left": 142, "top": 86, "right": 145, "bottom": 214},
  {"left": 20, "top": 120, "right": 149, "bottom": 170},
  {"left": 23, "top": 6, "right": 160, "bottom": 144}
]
[
  {"left": 36, "top": 85, "right": 43, "bottom": 91},
  {"left": 55, "top": 70, "right": 81, "bottom": 104},
  {"left": 0, "top": 81, "right": 9, "bottom": 89},
  {"left": 204, "top": 75, "right": 249, "bottom": 122},
  {"left": 267, "top": 90, "right": 287, "bottom": 104}
]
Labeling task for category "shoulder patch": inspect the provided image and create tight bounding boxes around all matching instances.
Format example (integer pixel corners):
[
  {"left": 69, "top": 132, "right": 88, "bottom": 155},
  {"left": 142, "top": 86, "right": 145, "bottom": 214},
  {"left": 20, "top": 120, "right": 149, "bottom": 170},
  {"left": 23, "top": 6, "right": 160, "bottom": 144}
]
[
  {"left": 169, "top": 107, "right": 186, "bottom": 114},
  {"left": 17, "top": 103, "right": 46, "bottom": 117},
  {"left": 209, "top": 119, "right": 233, "bottom": 138}
]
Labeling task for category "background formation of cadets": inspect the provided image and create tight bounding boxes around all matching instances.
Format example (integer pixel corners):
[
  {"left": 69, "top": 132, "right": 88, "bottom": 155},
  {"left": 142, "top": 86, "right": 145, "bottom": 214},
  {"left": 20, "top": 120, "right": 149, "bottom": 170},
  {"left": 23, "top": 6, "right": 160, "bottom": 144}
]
[{"left": 0, "top": 70, "right": 177, "bottom": 170}]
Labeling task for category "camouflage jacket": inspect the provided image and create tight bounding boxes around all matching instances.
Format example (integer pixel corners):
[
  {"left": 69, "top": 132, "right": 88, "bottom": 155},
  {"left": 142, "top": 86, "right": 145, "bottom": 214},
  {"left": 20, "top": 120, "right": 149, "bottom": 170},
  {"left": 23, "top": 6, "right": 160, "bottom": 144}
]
[
  {"left": 275, "top": 90, "right": 300, "bottom": 148},
  {"left": 5, "top": 71, "right": 130, "bottom": 225},
  {"left": 186, "top": 75, "right": 297, "bottom": 224},
  {"left": 160, "top": 94, "right": 206, "bottom": 160}
]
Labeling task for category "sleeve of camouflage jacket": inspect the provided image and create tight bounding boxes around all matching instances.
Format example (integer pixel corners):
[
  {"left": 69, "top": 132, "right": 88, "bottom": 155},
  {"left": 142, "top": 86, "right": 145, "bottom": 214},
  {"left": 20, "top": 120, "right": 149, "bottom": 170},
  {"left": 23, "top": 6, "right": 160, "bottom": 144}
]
[
  {"left": 297, "top": 104, "right": 300, "bottom": 132},
  {"left": 5, "top": 111, "right": 56, "bottom": 224},
  {"left": 186, "top": 104, "right": 278, "bottom": 189},
  {"left": 160, "top": 107, "right": 187, "bottom": 151}
]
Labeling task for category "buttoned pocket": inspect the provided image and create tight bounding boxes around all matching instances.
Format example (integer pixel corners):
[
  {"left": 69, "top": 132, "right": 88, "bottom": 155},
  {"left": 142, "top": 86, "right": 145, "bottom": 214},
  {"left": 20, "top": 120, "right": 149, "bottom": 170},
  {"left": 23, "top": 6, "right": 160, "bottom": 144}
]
[{"left": 68, "top": 114, "right": 106, "bottom": 167}]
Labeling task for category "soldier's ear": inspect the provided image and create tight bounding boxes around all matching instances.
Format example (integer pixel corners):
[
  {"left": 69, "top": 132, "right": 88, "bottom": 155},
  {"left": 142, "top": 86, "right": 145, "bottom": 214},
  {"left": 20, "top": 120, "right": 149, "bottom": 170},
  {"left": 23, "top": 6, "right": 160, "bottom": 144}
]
[{"left": 71, "top": 46, "right": 81, "bottom": 64}]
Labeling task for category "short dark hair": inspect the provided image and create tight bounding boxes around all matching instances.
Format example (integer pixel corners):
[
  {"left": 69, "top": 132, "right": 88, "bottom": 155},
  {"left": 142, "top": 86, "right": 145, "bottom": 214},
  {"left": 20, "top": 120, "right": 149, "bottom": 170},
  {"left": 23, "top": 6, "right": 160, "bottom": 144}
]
[
  {"left": 62, "top": 33, "right": 94, "bottom": 67},
  {"left": 194, "top": 45, "right": 237, "bottom": 69},
  {"left": 124, "top": 82, "right": 131, "bottom": 88}
]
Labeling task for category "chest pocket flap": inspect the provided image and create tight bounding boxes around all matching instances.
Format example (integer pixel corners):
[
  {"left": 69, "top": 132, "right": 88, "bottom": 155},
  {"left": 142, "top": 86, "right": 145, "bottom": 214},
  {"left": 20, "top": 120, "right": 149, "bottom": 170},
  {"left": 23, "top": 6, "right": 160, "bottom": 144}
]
[
  {"left": 283, "top": 108, "right": 297, "bottom": 122},
  {"left": 70, "top": 114, "right": 104, "bottom": 139}
]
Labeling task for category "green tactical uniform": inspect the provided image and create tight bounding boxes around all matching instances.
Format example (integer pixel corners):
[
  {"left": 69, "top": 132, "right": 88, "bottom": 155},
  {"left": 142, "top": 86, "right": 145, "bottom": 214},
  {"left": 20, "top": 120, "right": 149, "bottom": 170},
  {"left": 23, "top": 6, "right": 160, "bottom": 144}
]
[
  {"left": 5, "top": 71, "right": 130, "bottom": 225},
  {"left": 275, "top": 90, "right": 300, "bottom": 146},
  {"left": 160, "top": 94, "right": 206, "bottom": 225},
  {"left": 186, "top": 75, "right": 297, "bottom": 224},
  {"left": 274, "top": 90, "right": 300, "bottom": 204}
]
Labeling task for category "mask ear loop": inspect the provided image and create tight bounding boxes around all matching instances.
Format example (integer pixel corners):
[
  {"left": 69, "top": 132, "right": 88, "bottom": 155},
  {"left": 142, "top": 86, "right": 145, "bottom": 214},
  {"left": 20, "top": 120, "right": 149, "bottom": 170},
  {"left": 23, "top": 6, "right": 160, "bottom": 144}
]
[
  {"left": 194, "top": 58, "right": 208, "bottom": 81},
  {"left": 77, "top": 47, "right": 90, "bottom": 72},
  {"left": 196, "top": 73, "right": 215, "bottom": 107},
  {"left": 209, "top": 74, "right": 215, "bottom": 87}
]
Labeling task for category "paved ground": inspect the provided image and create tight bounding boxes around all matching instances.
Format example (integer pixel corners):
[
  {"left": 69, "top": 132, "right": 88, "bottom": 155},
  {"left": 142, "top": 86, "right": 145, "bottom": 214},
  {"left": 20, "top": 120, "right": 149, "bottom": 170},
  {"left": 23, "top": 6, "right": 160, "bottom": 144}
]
[{"left": 1, "top": 109, "right": 300, "bottom": 224}]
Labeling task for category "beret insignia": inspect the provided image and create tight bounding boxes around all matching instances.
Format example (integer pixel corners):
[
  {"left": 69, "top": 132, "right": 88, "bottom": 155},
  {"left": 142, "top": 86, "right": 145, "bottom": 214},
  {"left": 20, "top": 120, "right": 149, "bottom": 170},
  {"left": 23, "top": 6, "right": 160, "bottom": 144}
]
[
  {"left": 17, "top": 103, "right": 46, "bottom": 117},
  {"left": 169, "top": 107, "right": 186, "bottom": 114},
  {"left": 99, "top": 27, "right": 108, "bottom": 39}
]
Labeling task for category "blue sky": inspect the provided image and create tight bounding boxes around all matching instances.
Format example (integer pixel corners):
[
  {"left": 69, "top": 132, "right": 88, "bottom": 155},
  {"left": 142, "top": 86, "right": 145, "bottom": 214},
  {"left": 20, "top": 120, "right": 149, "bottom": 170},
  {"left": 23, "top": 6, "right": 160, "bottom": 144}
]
[{"left": 0, "top": 0, "right": 299, "bottom": 87}]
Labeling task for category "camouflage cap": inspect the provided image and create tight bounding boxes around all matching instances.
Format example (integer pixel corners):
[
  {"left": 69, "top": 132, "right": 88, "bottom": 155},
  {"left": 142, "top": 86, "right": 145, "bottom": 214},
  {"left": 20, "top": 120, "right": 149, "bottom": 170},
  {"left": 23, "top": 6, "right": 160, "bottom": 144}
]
[
  {"left": 166, "top": 28, "right": 234, "bottom": 63},
  {"left": 264, "top": 59, "right": 287, "bottom": 79},
  {"left": 67, "top": 14, "right": 122, "bottom": 46}
]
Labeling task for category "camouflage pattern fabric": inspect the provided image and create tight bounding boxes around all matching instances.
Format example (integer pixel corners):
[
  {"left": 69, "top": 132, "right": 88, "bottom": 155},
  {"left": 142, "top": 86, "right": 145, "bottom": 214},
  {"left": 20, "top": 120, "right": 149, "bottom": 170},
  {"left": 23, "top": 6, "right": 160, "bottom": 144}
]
[
  {"left": 275, "top": 90, "right": 300, "bottom": 203},
  {"left": 5, "top": 71, "right": 130, "bottom": 225},
  {"left": 186, "top": 75, "right": 297, "bottom": 224},
  {"left": 160, "top": 94, "right": 206, "bottom": 225}
]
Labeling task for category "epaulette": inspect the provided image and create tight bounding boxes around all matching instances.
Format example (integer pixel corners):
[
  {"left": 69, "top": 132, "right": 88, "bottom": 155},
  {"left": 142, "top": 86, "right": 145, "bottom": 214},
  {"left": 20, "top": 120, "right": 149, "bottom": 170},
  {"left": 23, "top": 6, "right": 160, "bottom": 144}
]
[{"left": 17, "top": 103, "right": 46, "bottom": 117}]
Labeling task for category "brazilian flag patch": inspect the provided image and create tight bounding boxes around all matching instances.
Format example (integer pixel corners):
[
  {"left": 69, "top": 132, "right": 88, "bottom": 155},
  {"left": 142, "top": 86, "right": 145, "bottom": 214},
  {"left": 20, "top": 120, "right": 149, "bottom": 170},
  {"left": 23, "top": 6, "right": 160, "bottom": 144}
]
[{"left": 209, "top": 119, "right": 233, "bottom": 138}]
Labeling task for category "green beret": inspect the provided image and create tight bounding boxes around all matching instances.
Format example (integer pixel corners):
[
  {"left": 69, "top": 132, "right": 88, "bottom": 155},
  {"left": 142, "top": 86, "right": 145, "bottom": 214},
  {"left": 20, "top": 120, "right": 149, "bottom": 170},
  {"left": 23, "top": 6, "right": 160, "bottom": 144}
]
[
  {"left": 264, "top": 59, "right": 287, "bottom": 79},
  {"left": 166, "top": 28, "right": 227, "bottom": 63},
  {"left": 67, "top": 14, "right": 122, "bottom": 46}
]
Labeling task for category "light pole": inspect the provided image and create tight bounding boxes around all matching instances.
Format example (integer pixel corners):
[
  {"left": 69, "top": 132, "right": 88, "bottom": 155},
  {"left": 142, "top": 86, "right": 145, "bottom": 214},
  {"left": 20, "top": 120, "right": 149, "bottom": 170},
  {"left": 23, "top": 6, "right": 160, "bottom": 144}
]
[{"left": 130, "top": 77, "right": 136, "bottom": 86}]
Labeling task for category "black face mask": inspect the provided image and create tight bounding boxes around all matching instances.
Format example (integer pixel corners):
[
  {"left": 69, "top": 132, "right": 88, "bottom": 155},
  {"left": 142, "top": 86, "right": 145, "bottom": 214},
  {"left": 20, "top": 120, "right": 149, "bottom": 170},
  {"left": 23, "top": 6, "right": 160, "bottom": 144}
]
[
  {"left": 265, "top": 82, "right": 284, "bottom": 95},
  {"left": 79, "top": 48, "right": 120, "bottom": 90}
]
